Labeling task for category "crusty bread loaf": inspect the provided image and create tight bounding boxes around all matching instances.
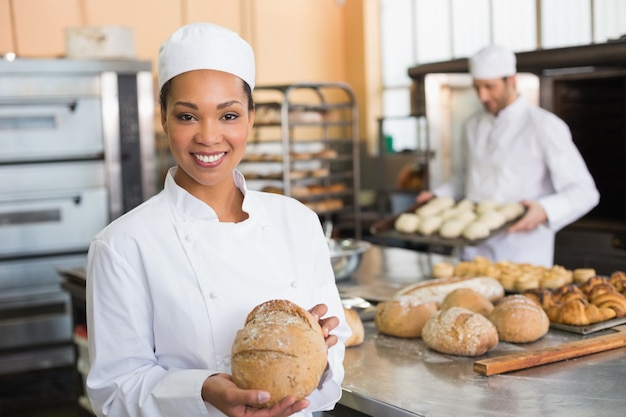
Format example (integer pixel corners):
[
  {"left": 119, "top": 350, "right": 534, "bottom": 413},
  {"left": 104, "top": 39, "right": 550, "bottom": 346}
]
[
  {"left": 231, "top": 299, "right": 327, "bottom": 407},
  {"left": 488, "top": 295, "right": 549, "bottom": 343},
  {"left": 374, "top": 298, "right": 438, "bottom": 338},
  {"left": 394, "top": 276, "right": 504, "bottom": 304},
  {"left": 343, "top": 307, "right": 364, "bottom": 347},
  {"left": 440, "top": 288, "right": 494, "bottom": 317},
  {"left": 421, "top": 307, "right": 499, "bottom": 356}
]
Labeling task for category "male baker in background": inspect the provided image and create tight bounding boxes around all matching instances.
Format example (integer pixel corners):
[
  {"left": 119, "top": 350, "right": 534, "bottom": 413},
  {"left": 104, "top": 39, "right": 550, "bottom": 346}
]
[{"left": 416, "top": 45, "right": 599, "bottom": 267}]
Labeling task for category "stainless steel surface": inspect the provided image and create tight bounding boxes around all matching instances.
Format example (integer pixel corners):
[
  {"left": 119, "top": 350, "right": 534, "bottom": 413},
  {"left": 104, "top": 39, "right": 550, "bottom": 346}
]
[
  {"left": 0, "top": 58, "right": 155, "bottom": 374},
  {"left": 337, "top": 245, "right": 626, "bottom": 417},
  {"left": 329, "top": 238, "right": 371, "bottom": 281}
]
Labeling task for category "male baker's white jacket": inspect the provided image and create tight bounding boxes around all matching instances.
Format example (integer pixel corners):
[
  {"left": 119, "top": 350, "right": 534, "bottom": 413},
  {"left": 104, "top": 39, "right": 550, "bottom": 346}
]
[
  {"left": 86, "top": 168, "right": 349, "bottom": 417},
  {"left": 434, "top": 96, "right": 599, "bottom": 266}
]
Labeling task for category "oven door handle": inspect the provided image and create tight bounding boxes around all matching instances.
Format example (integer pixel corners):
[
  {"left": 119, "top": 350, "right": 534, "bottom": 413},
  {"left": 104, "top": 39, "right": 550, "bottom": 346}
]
[
  {"left": 0, "top": 97, "right": 79, "bottom": 112},
  {"left": 0, "top": 191, "right": 83, "bottom": 205},
  {"left": 0, "top": 192, "right": 84, "bottom": 226}
]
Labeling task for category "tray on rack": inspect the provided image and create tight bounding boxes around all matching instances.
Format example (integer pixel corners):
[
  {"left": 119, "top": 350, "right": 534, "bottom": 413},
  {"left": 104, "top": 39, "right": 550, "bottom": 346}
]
[
  {"left": 550, "top": 317, "right": 626, "bottom": 335},
  {"left": 370, "top": 202, "right": 522, "bottom": 248}
]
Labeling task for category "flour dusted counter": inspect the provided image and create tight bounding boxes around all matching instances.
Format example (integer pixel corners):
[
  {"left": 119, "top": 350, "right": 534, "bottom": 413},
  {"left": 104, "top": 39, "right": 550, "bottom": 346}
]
[
  {"left": 59, "top": 246, "right": 626, "bottom": 417},
  {"left": 333, "top": 245, "right": 626, "bottom": 417}
]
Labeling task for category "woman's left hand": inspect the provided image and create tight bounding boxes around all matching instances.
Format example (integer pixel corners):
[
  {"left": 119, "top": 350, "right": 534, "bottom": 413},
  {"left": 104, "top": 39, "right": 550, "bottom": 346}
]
[{"left": 309, "top": 304, "right": 339, "bottom": 349}]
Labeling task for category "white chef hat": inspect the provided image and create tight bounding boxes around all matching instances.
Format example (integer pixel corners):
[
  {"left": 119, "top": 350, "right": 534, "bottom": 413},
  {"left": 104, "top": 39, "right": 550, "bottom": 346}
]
[
  {"left": 468, "top": 45, "right": 516, "bottom": 80},
  {"left": 158, "top": 22, "right": 255, "bottom": 91}
]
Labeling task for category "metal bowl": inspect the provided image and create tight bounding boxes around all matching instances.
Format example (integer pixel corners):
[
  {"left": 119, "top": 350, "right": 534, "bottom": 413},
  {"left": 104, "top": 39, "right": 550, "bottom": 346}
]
[{"left": 328, "top": 238, "right": 371, "bottom": 281}]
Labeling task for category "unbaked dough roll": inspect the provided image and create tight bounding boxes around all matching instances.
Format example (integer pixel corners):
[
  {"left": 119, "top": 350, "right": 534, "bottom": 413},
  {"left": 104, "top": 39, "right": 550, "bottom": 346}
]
[
  {"left": 453, "top": 210, "right": 477, "bottom": 225},
  {"left": 395, "top": 212, "right": 421, "bottom": 233},
  {"left": 477, "top": 210, "right": 506, "bottom": 230},
  {"left": 439, "top": 218, "right": 467, "bottom": 239},
  {"left": 419, "top": 215, "right": 443, "bottom": 236},
  {"left": 455, "top": 198, "right": 475, "bottom": 212},
  {"left": 498, "top": 202, "right": 525, "bottom": 222},
  {"left": 463, "top": 221, "right": 490, "bottom": 241},
  {"left": 476, "top": 199, "right": 498, "bottom": 214}
]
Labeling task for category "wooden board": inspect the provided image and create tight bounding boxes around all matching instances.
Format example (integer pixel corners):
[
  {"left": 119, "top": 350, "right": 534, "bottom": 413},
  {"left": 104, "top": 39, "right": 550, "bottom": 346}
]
[{"left": 473, "top": 328, "right": 626, "bottom": 376}]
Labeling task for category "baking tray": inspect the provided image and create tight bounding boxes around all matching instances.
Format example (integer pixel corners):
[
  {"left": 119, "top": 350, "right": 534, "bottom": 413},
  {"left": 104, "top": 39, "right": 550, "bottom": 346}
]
[
  {"left": 369, "top": 202, "right": 522, "bottom": 248},
  {"left": 549, "top": 316, "right": 626, "bottom": 335}
]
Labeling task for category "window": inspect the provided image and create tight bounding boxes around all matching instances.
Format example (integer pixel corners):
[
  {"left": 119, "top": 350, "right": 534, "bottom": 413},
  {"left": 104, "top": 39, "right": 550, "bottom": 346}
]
[{"left": 380, "top": 0, "right": 626, "bottom": 120}]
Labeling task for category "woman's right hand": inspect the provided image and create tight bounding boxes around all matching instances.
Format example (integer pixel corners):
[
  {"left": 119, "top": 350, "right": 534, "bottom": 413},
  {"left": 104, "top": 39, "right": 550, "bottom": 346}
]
[{"left": 202, "top": 373, "right": 309, "bottom": 417}]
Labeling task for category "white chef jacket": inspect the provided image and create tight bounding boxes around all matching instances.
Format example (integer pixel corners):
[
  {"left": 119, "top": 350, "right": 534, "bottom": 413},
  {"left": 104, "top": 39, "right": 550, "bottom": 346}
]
[
  {"left": 85, "top": 167, "right": 350, "bottom": 417},
  {"left": 434, "top": 95, "right": 599, "bottom": 267}
]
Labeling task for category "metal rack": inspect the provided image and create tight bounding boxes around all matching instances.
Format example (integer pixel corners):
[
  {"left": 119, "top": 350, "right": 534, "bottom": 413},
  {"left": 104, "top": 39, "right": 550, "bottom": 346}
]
[{"left": 242, "top": 82, "right": 361, "bottom": 238}]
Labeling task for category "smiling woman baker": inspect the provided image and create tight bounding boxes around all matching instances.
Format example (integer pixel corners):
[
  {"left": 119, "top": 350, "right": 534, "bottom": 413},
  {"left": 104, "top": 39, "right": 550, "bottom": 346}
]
[{"left": 85, "top": 22, "right": 349, "bottom": 417}]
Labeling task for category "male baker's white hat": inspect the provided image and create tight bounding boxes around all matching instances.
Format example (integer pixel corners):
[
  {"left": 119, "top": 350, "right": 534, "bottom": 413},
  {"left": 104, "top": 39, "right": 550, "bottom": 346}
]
[
  {"left": 469, "top": 45, "right": 516, "bottom": 80},
  {"left": 158, "top": 22, "right": 255, "bottom": 90}
]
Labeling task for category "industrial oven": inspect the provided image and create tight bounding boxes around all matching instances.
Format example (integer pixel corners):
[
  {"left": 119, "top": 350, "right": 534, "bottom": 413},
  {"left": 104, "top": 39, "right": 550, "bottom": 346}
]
[{"left": 0, "top": 58, "right": 155, "bottom": 374}]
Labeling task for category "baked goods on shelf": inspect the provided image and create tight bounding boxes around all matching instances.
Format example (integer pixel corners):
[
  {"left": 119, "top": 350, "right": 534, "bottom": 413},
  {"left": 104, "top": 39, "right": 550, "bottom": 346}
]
[
  {"left": 303, "top": 198, "right": 343, "bottom": 213},
  {"left": 374, "top": 299, "right": 438, "bottom": 338},
  {"left": 231, "top": 299, "right": 327, "bottom": 407},
  {"left": 488, "top": 295, "right": 549, "bottom": 343},
  {"left": 421, "top": 307, "right": 499, "bottom": 357}
]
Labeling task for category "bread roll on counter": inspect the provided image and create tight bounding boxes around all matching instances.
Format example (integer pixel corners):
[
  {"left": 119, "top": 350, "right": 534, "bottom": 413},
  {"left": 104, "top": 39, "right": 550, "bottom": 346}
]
[
  {"left": 440, "top": 288, "right": 494, "bottom": 317},
  {"left": 488, "top": 295, "right": 549, "bottom": 343},
  {"left": 421, "top": 307, "right": 499, "bottom": 356},
  {"left": 231, "top": 299, "right": 327, "bottom": 407},
  {"left": 374, "top": 298, "right": 438, "bottom": 338},
  {"left": 343, "top": 307, "right": 365, "bottom": 347}
]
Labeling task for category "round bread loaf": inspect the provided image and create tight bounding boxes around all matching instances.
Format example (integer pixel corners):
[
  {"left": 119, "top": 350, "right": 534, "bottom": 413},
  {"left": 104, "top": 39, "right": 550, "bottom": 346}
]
[
  {"left": 343, "top": 307, "right": 364, "bottom": 347},
  {"left": 374, "top": 298, "right": 438, "bottom": 338},
  {"left": 439, "top": 288, "right": 494, "bottom": 317},
  {"left": 422, "top": 307, "right": 499, "bottom": 356},
  {"left": 231, "top": 299, "right": 327, "bottom": 407},
  {"left": 488, "top": 295, "right": 550, "bottom": 343}
]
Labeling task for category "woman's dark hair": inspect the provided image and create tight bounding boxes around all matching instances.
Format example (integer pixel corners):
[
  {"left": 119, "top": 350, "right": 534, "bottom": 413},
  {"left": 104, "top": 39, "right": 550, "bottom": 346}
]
[{"left": 159, "top": 78, "right": 255, "bottom": 113}]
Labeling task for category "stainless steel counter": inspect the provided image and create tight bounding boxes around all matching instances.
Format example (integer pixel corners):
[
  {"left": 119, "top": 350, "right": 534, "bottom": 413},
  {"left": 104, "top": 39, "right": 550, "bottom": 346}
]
[{"left": 336, "top": 245, "right": 626, "bottom": 417}]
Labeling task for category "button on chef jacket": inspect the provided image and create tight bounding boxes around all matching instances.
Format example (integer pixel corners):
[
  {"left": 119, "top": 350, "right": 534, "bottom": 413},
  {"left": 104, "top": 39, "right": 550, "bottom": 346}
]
[
  {"left": 86, "top": 167, "right": 350, "bottom": 417},
  {"left": 434, "top": 95, "right": 599, "bottom": 267}
]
